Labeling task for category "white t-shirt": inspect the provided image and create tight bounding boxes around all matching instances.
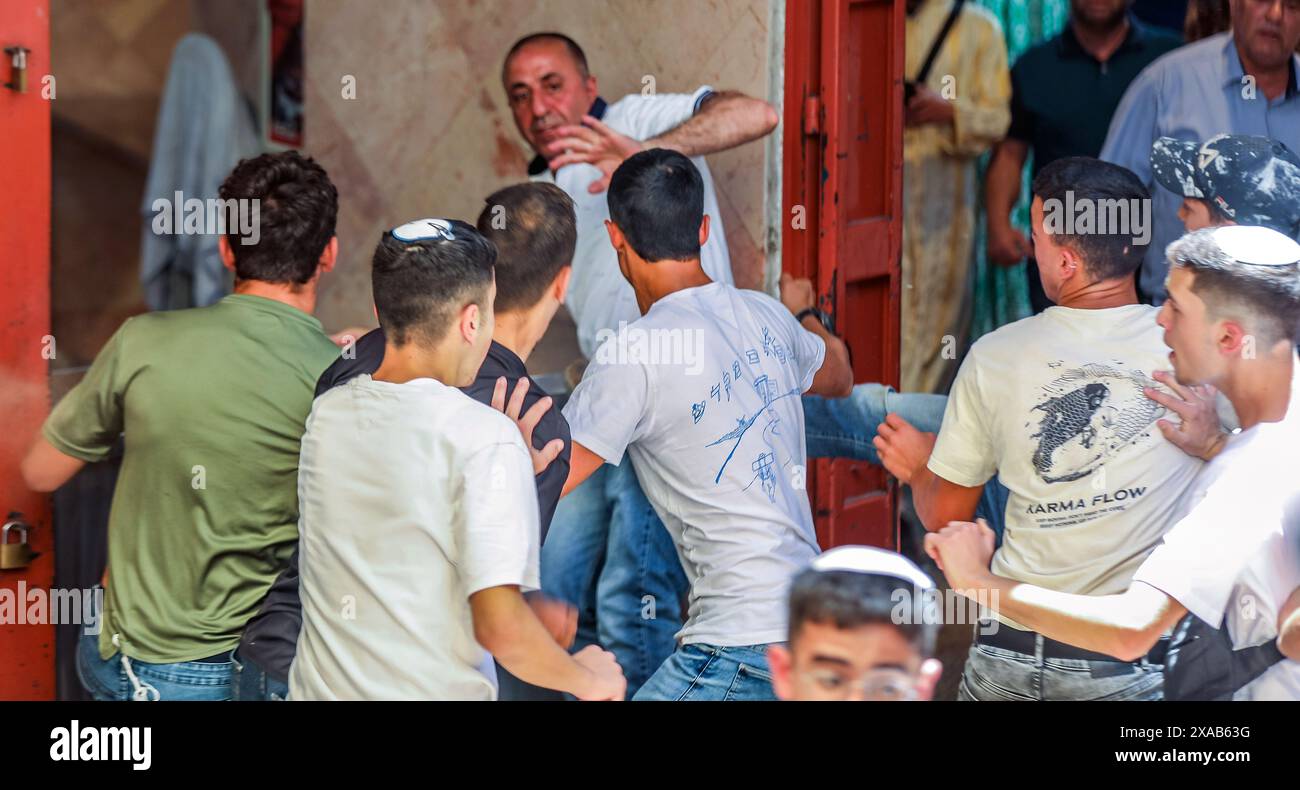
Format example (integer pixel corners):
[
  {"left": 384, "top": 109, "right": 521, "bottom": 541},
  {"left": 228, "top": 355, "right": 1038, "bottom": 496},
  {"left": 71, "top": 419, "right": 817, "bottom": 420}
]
[
  {"left": 532, "top": 86, "right": 734, "bottom": 358},
  {"left": 288, "top": 375, "right": 540, "bottom": 700},
  {"left": 1132, "top": 365, "right": 1300, "bottom": 701},
  {"left": 563, "top": 282, "right": 825, "bottom": 647},
  {"left": 929, "top": 305, "right": 1203, "bottom": 627}
]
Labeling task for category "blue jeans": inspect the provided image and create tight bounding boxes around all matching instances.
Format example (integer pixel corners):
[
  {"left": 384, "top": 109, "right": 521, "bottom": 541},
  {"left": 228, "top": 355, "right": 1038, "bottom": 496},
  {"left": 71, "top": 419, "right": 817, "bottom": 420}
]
[
  {"left": 633, "top": 643, "right": 777, "bottom": 701},
  {"left": 957, "top": 641, "right": 1164, "bottom": 701},
  {"left": 76, "top": 629, "right": 234, "bottom": 701},
  {"left": 542, "top": 460, "right": 689, "bottom": 697},
  {"left": 802, "top": 384, "right": 1009, "bottom": 541},
  {"left": 231, "top": 649, "right": 288, "bottom": 701}
]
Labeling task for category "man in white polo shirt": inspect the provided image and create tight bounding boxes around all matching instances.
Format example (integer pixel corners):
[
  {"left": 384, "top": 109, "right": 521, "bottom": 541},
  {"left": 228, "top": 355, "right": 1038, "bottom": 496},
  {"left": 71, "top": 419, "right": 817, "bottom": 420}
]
[
  {"left": 928, "top": 225, "right": 1300, "bottom": 701},
  {"left": 501, "top": 31, "right": 779, "bottom": 694},
  {"left": 289, "top": 219, "right": 624, "bottom": 701}
]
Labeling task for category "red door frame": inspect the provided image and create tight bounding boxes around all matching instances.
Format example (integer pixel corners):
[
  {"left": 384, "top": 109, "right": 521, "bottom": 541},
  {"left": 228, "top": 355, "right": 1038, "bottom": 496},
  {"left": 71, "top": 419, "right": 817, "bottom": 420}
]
[
  {"left": 784, "top": 0, "right": 904, "bottom": 550},
  {"left": 0, "top": 0, "right": 54, "bottom": 699}
]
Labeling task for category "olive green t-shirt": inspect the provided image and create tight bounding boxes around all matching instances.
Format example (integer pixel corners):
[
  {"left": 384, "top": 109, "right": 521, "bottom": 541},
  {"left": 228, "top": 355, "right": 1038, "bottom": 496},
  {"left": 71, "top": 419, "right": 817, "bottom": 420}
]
[{"left": 43, "top": 294, "right": 340, "bottom": 662}]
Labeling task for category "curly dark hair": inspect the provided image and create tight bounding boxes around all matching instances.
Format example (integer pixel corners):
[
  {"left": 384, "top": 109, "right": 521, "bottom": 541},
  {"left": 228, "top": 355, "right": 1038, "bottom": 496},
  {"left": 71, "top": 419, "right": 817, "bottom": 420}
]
[{"left": 218, "top": 150, "right": 339, "bottom": 285}]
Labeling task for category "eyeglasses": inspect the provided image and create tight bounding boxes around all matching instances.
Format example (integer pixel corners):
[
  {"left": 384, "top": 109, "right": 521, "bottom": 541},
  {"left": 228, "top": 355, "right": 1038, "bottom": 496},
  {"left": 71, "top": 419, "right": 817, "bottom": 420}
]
[
  {"left": 391, "top": 218, "right": 456, "bottom": 243},
  {"left": 799, "top": 667, "right": 920, "bottom": 701}
]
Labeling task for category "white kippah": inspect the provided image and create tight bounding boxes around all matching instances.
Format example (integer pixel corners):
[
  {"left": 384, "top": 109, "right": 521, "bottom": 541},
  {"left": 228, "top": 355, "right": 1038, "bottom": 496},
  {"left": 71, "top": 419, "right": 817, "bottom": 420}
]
[
  {"left": 391, "top": 218, "right": 456, "bottom": 242},
  {"left": 811, "top": 545, "right": 935, "bottom": 590},
  {"left": 1210, "top": 225, "right": 1300, "bottom": 266}
]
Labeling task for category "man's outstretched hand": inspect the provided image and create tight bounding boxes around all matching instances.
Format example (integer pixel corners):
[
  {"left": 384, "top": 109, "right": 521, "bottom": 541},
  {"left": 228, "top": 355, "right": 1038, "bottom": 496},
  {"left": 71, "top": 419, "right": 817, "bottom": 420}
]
[
  {"left": 546, "top": 114, "right": 644, "bottom": 193},
  {"left": 491, "top": 377, "right": 565, "bottom": 474},
  {"left": 873, "top": 413, "right": 936, "bottom": 484},
  {"left": 924, "top": 519, "right": 997, "bottom": 590}
]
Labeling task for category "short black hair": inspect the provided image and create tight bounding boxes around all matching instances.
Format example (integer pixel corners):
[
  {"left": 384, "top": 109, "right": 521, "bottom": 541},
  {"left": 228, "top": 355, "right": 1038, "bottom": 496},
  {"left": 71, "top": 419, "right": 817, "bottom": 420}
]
[
  {"left": 1031, "top": 156, "right": 1150, "bottom": 282},
  {"left": 475, "top": 182, "right": 575, "bottom": 313},
  {"left": 503, "top": 32, "right": 589, "bottom": 80},
  {"left": 218, "top": 150, "right": 338, "bottom": 285},
  {"left": 787, "top": 568, "right": 938, "bottom": 657},
  {"left": 607, "top": 148, "right": 704, "bottom": 262},
  {"left": 370, "top": 220, "right": 496, "bottom": 348},
  {"left": 1167, "top": 228, "right": 1300, "bottom": 345},
  {"left": 1201, "top": 196, "right": 1235, "bottom": 226}
]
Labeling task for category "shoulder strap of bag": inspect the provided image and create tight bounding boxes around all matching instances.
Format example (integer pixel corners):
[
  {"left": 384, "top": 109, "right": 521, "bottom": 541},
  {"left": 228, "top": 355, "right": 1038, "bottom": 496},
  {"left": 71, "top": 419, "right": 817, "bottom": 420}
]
[{"left": 915, "top": 0, "right": 967, "bottom": 87}]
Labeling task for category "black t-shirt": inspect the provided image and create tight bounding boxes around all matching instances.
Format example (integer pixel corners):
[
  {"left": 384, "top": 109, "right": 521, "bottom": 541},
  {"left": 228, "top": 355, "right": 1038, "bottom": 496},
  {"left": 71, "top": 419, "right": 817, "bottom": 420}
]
[
  {"left": 238, "top": 328, "right": 571, "bottom": 682},
  {"left": 1007, "top": 17, "right": 1181, "bottom": 176}
]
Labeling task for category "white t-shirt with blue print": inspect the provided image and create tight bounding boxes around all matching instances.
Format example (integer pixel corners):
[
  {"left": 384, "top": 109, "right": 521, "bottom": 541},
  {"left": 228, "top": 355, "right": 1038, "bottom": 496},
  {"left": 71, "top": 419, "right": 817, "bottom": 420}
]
[{"left": 563, "top": 282, "right": 825, "bottom": 648}]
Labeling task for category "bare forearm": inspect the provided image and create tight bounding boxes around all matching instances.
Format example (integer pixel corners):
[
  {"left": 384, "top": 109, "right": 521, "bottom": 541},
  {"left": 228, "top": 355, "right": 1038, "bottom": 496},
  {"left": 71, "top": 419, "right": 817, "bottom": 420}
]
[
  {"left": 21, "top": 436, "right": 87, "bottom": 492},
  {"left": 562, "top": 441, "right": 605, "bottom": 497},
  {"left": 646, "top": 91, "right": 778, "bottom": 157},
  {"left": 472, "top": 590, "right": 595, "bottom": 697},
  {"left": 912, "top": 465, "right": 941, "bottom": 531},
  {"left": 985, "top": 140, "right": 1026, "bottom": 226},
  {"left": 802, "top": 317, "right": 853, "bottom": 397},
  {"left": 961, "top": 573, "right": 1177, "bottom": 660}
]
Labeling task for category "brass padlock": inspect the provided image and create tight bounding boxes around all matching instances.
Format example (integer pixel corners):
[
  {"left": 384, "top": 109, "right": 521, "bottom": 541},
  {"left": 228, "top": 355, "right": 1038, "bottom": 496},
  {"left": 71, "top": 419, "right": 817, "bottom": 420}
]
[{"left": 1, "top": 515, "right": 37, "bottom": 570}]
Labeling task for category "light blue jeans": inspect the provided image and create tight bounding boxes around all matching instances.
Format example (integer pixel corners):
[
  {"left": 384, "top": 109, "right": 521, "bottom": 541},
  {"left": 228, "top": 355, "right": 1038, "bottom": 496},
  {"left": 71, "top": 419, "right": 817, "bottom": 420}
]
[
  {"left": 541, "top": 460, "right": 689, "bottom": 698},
  {"left": 75, "top": 586, "right": 234, "bottom": 701},
  {"left": 633, "top": 643, "right": 777, "bottom": 701},
  {"left": 958, "top": 641, "right": 1164, "bottom": 701},
  {"left": 802, "top": 384, "right": 1009, "bottom": 541},
  {"left": 77, "top": 629, "right": 234, "bottom": 701}
]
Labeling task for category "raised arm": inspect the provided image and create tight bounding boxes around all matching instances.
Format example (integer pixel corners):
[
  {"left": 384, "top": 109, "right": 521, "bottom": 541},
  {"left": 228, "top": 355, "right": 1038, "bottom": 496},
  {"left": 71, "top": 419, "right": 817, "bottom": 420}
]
[
  {"left": 645, "top": 90, "right": 779, "bottom": 158},
  {"left": 548, "top": 89, "right": 779, "bottom": 192},
  {"left": 780, "top": 274, "right": 852, "bottom": 398}
]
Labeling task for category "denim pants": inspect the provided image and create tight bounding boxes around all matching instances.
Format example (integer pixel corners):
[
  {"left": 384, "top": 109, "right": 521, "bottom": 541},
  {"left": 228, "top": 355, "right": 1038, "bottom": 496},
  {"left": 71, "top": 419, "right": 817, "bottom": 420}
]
[
  {"left": 541, "top": 459, "right": 689, "bottom": 697},
  {"left": 77, "top": 629, "right": 234, "bottom": 701},
  {"left": 957, "top": 640, "right": 1164, "bottom": 701},
  {"left": 802, "top": 383, "right": 1010, "bottom": 541},
  {"left": 633, "top": 643, "right": 777, "bottom": 701},
  {"left": 231, "top": 649, "right": 289, "bottom": 701},
  {"left": 75, "top": 587, "right": 235, "bottom": 701}
]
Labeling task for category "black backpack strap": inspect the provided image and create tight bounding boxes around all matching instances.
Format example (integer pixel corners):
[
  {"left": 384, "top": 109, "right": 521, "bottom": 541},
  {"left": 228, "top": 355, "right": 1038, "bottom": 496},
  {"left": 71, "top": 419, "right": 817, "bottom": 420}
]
[
  {"left": 1230, "top": 638, "right": 1286, "bottom": 693},
  {"left": 914, "top": 0, "right": 967, "bottom": 87},
  {"left": 1165, "top": 613, "right": 1288, "bottom": 700}
]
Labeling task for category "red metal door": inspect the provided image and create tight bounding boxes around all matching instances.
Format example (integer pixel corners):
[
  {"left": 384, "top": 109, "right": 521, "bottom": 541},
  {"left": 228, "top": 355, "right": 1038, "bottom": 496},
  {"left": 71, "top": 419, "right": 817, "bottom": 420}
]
[
  {"left": 0, "top": 0, "right": 53, "bottom": 699},
  {"left": 785, "top": 0, "right": 904, "bottom": 550}
]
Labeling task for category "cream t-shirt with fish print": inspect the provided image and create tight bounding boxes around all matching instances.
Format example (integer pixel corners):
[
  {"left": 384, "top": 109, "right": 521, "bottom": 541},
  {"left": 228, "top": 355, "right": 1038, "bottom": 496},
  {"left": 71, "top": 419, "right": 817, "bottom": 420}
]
[{"left": 928, "top": 304, "right": 1204, "bottom": 629}]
